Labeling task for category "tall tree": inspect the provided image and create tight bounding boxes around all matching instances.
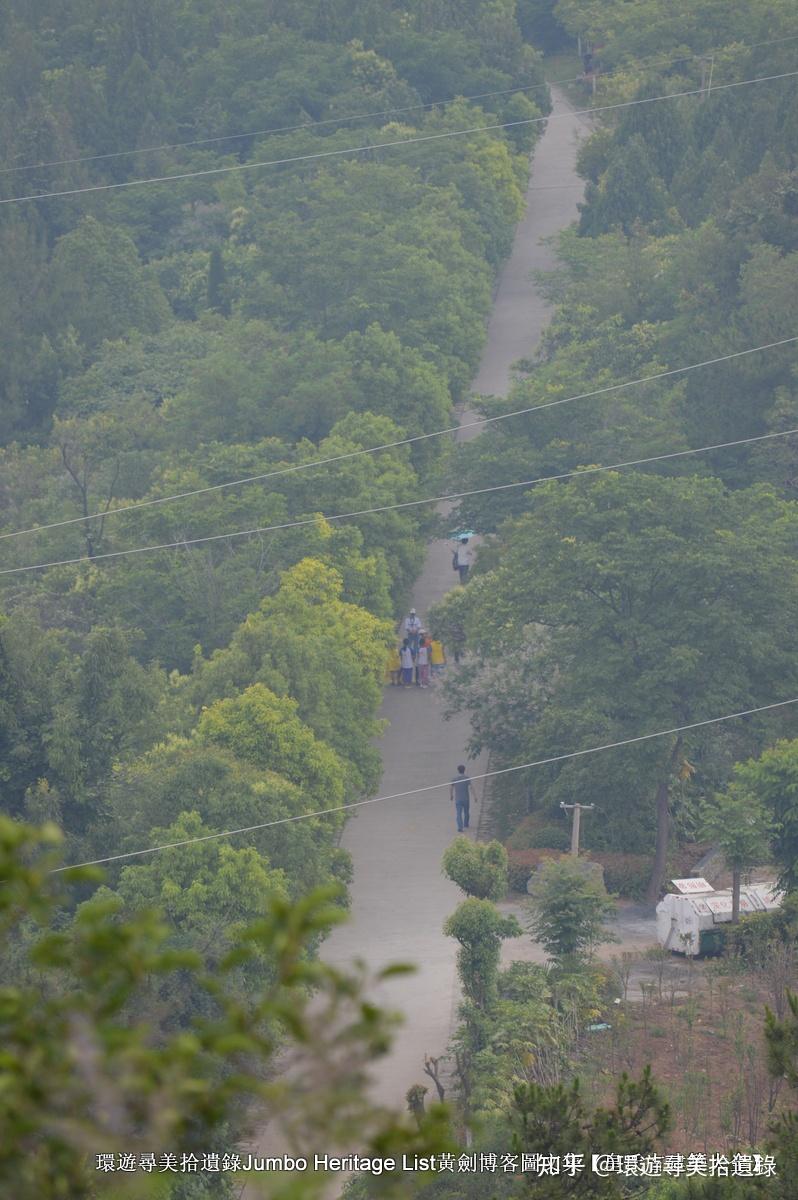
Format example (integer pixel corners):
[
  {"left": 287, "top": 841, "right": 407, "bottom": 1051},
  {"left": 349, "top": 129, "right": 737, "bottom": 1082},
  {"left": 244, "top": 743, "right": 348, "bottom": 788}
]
[
  {"left": 190, "top": 558, "right": 393, "bottom": 795},
  {"left": 616, "top": 79, "right": 689, "bottom": 185},
  {"left": 527, "top": 857, "right": 617, "bottom": 962},
  {"left": 581, "top": 135, "right": 671, "bottom": 236},
  {"left": 49, "top": 217, "right": 171, "bottom": 351},
  {"left": 196, "top": 682, "right": 349, "bottom": 815},
  {"left": 206, "top": 245, "right": 230, "bottom": 315},
  {"left": 700, "top": 786, "right": 774, "bottom": 921},
  {"left": 727, "top": 739, "right": 798, "bottom": 895},
  {"left": 107, "top": 740, "right": 349, "bottom": 902},
  {"left": 97, "top": 810, "right": 291, "bottom": 1024},
  {"left": 444, "top": 898, "right": 520, "bottom": 1012}
]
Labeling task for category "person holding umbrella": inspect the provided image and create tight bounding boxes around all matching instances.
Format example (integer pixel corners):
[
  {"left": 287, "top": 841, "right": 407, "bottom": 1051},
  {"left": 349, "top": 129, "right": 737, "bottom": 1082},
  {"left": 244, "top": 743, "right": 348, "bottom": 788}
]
[{"left": 454, "top": 536, "right": 473, "bottom": 584}]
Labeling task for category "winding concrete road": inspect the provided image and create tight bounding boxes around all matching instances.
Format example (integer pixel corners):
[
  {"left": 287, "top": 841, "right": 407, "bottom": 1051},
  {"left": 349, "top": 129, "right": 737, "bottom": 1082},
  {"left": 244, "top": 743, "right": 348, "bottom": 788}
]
[{"left": 320, "top": 87, "right": 588, "bottom": 1113}]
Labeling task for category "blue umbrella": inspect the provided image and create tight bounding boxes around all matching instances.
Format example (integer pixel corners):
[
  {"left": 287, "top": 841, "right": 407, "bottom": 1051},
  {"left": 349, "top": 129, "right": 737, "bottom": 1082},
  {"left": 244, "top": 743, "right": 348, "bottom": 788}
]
[{"left": 449, "top": 528, "right": 476, "bottom": 540}]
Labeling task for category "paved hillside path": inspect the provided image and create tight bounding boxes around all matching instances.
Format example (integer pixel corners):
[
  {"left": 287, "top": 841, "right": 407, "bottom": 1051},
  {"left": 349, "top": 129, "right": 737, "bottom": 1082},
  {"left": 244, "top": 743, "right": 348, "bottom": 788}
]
[{"left": 320, "top": 86, "right": 588, "bottom": 1113}]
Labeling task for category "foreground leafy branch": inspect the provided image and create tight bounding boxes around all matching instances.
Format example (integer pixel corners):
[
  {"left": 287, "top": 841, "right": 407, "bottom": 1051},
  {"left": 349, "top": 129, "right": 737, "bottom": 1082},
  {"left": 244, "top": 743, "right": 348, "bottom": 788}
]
[{"left": 0, "top": 817, "right": 450, "bottom": 1199}]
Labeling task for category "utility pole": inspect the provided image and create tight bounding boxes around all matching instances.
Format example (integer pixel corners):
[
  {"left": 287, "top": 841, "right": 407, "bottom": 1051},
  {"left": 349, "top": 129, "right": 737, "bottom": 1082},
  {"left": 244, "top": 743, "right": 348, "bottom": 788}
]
[{"left": 560, "top": 801, "right": 594, "bottom": 856}]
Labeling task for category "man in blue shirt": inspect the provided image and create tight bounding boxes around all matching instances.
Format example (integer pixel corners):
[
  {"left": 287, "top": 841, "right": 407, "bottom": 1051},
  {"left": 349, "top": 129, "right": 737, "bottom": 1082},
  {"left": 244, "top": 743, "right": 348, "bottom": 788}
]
[{"left": 450, "top": 764, "right": 475, "bottom": 832}]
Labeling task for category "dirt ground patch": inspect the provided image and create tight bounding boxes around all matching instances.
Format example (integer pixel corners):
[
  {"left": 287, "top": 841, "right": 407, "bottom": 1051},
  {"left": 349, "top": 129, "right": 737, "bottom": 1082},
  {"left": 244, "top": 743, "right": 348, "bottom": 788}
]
[
  {"left": 495, "top": 894, "right": 797, "bottom": 1155},
  {"left": 576, "top": 957, "right": 797, "bottom": 1154}
]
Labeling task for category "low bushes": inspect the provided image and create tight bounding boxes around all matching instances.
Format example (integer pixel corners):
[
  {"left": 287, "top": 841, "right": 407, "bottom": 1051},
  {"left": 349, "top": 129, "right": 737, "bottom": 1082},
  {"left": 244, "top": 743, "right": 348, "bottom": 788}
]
[
  {"left": 506, "top": 814, "right": 570, "bottom": 851},
  {"left": 507, "top": 827, "right": 712, "bottom": 898},
  {"left": 506, "top": 847, "right": 651, "bottom": 899},
  {"left": 508, "top": 859, "right": 535, "bottom": 892},
  {"left": 719, "top": 891, "right": 798, "bottom": 962},
  {"left": 528, "top": 823, "right": 572, "bottom": 852},
  {"left": 507, "top": 847, "right": 563, "bottom": 892},
  {"left": 589, "top": 853, "right": 650, "bottom": 900}
]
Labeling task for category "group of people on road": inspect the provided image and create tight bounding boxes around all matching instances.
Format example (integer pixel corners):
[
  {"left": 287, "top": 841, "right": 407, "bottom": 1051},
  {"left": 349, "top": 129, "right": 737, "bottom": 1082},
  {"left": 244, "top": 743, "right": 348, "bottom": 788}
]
[
  {"left": 385, "top": 608, "right": 447, "bottom": 688},
  {"left": 384, "top": 535, "right": 473, "bottom": 687},
  {"left": 381, "top": 538, "right": 476, "bottom": 826}
]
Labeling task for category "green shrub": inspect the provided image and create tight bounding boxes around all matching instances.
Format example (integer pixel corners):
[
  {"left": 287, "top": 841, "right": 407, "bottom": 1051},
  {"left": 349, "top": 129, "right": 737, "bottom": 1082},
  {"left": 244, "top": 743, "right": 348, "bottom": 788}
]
[
  {"left": 589, "top": 853, "right": 651, "bottom": 900},
  {"left": 507, "top": 848, "right": 651, "bottom": 899},
  {"left": 529, "top": 823, "right": 572, "bottom": 852},
  {"left": 507, "top": 814, "right": 570, "bottom": 851},
  {"left": 527, "top": 859, "right": 617, "bottom": 962},
  {"left": 506, "top": 848, "right": 564, "bottom": 892},
  {"left": 442, "top": 838, "right": 509, "bottom": 901},
  {"left": 508, "top": 860, "right": 533, "bottom": 892},
  {"left": 498, "top": 960, "right": 550, "bottom": 1003},
  {"left": 721, "top": 895, "right": 798, "bottom": 964},
  {"left": 506, "top": 815, "right": 548, "bottom": 851}
]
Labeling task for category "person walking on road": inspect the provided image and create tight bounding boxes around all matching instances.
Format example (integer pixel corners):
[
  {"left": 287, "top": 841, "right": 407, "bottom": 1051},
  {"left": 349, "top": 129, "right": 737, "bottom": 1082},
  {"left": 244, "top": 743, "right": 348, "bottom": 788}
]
[
  {"left": 454, "top": 538, "right": 473, "bottom": 584},
  {"left": 430, "top": 636, "right": 446, "bottom": 679},
  {"left": 404, "top": 608, "right": 422, "bottom": 652},
  {"left": 450, "top": 764, "right": 475, "bottom": 832},
  {"left": 399, "top": 639, "right": 415, "bottom": 687},
  {"left": 416, "top": 636, "right": 431, "bottom": 688}
]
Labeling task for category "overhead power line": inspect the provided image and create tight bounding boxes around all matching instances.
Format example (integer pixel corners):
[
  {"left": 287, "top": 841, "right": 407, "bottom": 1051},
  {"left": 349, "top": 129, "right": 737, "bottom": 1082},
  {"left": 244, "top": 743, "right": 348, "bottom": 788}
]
[
  {"left": 3, "top": 424, "right": 797, "bottom": 578},
  {"left": 5, "top": 31, "right": 797, "bottom": 178},
  {"left": 0, "top": 79, "right": 560, "bottom": 176},
  {"left": 4, "top": 335, "right": 794, "bottom": 544},
  {"left": 52, "top": 696, "right": 798, "bottom": 874},
  {"left": 3, "top": 69, "right": 798, "bottom": 206}
]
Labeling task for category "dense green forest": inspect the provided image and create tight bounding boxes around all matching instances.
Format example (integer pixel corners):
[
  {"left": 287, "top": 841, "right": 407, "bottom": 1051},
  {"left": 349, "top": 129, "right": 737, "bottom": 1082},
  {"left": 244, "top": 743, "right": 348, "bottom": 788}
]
[
  {"left": 0, "top": 2, "right": 548, "bottom": 1186},
  {"left": 3, "top": 0, "right": 798, "bottom": 1196},
  {"left": 0, "top": 1, "right": 544, "bottom": 944}
]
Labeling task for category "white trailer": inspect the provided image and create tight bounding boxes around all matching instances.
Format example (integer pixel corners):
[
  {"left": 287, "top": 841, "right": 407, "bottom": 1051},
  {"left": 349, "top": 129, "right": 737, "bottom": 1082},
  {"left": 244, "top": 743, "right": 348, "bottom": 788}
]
[{"left": 656, "top": 881, "right": 783, "bottom": 957}]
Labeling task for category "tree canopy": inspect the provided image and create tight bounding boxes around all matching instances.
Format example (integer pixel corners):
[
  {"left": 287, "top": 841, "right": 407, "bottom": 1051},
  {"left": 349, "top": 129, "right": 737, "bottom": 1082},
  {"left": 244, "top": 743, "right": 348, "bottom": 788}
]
[
  {"left": 438, "top": 473, "right": 798, "bottom": 901},
  {"left": 0, "top": 2, "right": 548, "bottom": 1087}
]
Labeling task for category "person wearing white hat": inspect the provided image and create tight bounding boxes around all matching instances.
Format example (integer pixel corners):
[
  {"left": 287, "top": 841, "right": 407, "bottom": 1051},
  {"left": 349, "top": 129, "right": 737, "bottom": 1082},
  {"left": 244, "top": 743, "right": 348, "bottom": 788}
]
[{"left": 404, "top": 608, "right": 422, "bottom": 653}]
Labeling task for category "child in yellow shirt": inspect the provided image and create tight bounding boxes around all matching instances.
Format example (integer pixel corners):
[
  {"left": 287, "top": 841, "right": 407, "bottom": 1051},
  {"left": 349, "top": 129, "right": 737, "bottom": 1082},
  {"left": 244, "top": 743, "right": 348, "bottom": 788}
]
[{"left": 386, "top": 645, "right": 402, "bottom": 686}]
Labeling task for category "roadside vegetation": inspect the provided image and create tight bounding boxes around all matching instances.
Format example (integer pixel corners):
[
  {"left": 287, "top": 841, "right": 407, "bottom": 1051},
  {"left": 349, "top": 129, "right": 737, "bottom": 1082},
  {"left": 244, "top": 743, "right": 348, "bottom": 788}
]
[
  {"left": 434, "top": 0, "right": 798, "bottom": 904},
  {"left": 0, "top": 0, "right": 544, "bottom": 1035}
]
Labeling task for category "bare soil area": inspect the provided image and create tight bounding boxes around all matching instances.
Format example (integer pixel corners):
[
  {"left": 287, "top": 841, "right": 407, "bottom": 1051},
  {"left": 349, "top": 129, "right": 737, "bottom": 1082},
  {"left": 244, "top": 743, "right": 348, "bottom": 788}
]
[{"left": 577, "top": 956, "right": 796, "bottom": 1154}]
